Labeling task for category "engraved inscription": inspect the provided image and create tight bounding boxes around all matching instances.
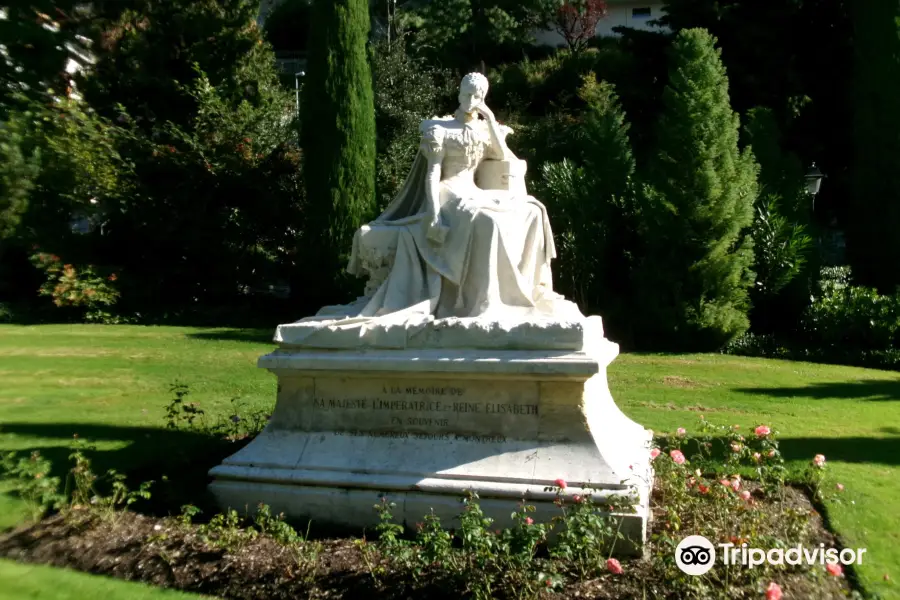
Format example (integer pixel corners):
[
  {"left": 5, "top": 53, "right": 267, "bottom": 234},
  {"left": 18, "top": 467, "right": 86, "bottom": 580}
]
[
  {"left": 309, "top": 378, "right": 541, "bottom": 438},
  {"left": 334, "top": 430, "right": 508, "bottom": 443},
  {"left": 312, "top": 395, "right": 538, "bottom": 420}
]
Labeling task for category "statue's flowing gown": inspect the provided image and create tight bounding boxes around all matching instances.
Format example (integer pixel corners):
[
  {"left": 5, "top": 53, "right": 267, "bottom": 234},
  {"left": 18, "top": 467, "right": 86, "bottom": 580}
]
[{"left": 349, "top": 116, "right": 567, "bottom": 315}]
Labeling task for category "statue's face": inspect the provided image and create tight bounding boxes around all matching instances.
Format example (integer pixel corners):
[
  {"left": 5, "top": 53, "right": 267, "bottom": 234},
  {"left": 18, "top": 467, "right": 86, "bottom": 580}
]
[{"left": 458, "top": 83, "right": 486, "bottom": 114}]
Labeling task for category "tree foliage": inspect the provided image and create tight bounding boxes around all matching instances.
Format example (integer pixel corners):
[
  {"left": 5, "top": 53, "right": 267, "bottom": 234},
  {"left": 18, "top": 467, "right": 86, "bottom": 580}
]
[
  {"left": 3, "top": 0, "right": 304, "bottom": 321},
  {"left": 846, "top": 0, "right": 900, "bottom": 293},
  {"left": 636, "top": 28, "right": 758, "bottom": 350},
  {"left": 0, "top": 1, "right": 85, "bottom": 116},
  {"left": 536, "top": 75, "right": 639, "bottom": 343},
  {"left": 0, "top": 113, "right": 40, "bottom": 247},
  {"left": 371, "top": 36, "right": 455, "bottom": 209},
  {"left": 553, "top": 0, "right": 608, "bottom": 53},
  {"left": 81, "top": 0, "right": 268, "bottom": 131},
  {"left": 401, "top": 0, "right": 559, "bottom": 70},
  {"left": 301, "top": 0, "right": 377, "bottom": 304}
]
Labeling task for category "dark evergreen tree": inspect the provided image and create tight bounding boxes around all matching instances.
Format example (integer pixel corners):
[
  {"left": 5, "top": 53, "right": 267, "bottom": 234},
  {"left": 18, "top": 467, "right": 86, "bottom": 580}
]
[
  {"left": 846, "top": 0, "right": 900, "bottom": 292},
  {"left": 536, "top": 75, "right": 640, "bottom": 345},
  {"left": 300, "top": 0, "right": 376, "bottom": 305},
  {"left": 636, "top": 28, "right": 758, "bottom": 351},
  {"left": 658, "top": 0, "right": 854, "bottom": 242}
]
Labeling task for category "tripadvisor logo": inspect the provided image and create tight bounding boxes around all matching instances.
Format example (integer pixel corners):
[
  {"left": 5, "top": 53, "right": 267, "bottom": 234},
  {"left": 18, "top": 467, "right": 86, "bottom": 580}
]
[
  {"left": 675, "top": 535, "right": 867, "bottom": 575},
  {"left": 676, "top": 535, "right": 717, "bottom": 575}
]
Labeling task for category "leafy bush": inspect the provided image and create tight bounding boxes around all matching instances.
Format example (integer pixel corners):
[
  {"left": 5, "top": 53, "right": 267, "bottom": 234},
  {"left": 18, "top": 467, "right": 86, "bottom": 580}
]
[
  {"left": 29, "top": 252, "right": 120, "bottom": 317},
  {"left": 163, "top": 382, "right": 270, "bottom": 442},
  {"left": 800, "top": 266, "right": 900, "bottom": 358},
  {"left": 0, "top": 98, "right": 132, "bottom": 317},
  {"left": 0, "top": 451, "right": 66, "bottom": 522},
  {"left": 750, "top": 196, "right": 813, "bottom": 300},
  {"left": 723, "top": 332, "right": 792, "bottom": 360},
  {"left": 727, "top": 266, "right": 900, "bottom": 370},
  {"left": 368, "top": 491, "right": 558, "bottom": 598}
]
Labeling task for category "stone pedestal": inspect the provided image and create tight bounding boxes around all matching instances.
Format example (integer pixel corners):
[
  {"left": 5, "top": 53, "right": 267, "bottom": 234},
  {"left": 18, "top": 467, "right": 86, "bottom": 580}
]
[{"left": 208, "top": 319, "right": 653, "bottom": 553}]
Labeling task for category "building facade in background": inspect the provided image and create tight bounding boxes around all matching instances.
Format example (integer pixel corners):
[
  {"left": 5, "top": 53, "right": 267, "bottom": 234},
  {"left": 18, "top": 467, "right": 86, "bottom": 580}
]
[{"left": 534, "top": 0, "right": 667, "bottom": 46}]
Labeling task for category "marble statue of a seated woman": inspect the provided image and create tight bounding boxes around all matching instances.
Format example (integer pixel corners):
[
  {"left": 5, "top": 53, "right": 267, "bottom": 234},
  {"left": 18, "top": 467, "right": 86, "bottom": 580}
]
[{"left": 278, "top": 72, "right": 593, "bottom": 349}]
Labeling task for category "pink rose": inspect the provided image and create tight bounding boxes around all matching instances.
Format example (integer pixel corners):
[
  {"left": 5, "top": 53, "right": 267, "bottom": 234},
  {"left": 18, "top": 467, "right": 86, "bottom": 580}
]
[
  {"left": 650, "top": 448, "right": 661, "bottom": 460},
  {"left": 676, "top": 427, "right": 686, "bottom": 436},
  {"left": 768, "top": 449, "right": 777, "bottom": 457},
  {"left": 731, "top": 443, "right": 742, "bottom": 453},
  {"left": 826, "top": 562, "right": 843, "bottom": 576},
  {"left": 813, "top": 454, "right": 826, "bottom": 468},
  {"left": 555, "top": 478, "right": 567, "bottom": 490},
  {"left": 739, "top": 490, "right": 751, "bottom": 502},
  {"left": 670, "top": 450, "right": 686, "bottom": 465},
  {"left": 765, "top": 582, "right": 783, "bottom": 600},
  {"left": 755, "top": 425, "right": 771, "bottom": 437},
  {"left": 731, "top": 479, "right": 741, "bottom": 492},
  {"left": 753, "top": 452, "right": 761, "bottom": 462},
  {"left": 524, "top": 517, "right": 534, "bottom": 525},
  {"left": 606, "top": 558, "right": 623, "bottom": 574}
]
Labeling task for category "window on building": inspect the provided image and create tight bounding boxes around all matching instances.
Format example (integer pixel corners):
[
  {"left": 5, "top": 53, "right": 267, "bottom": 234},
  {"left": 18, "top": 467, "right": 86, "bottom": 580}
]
[{"left": 632, "top": 7, "right": 652, "bottom": 18}]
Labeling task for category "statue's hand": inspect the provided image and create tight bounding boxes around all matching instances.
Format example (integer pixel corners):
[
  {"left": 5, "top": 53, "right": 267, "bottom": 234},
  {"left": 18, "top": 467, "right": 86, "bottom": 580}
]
[
  {"left": 474, "top": 103, "right": 496, "bottom": 124},
  {"left": 427, "top": 216, "right": 448, "bottom": 244}
]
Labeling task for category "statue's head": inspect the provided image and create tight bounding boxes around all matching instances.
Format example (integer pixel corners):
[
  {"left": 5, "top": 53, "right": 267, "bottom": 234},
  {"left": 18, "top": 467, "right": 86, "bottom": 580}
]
[{"left": 458, "top": 72, "right": 489, "bottom": 114}]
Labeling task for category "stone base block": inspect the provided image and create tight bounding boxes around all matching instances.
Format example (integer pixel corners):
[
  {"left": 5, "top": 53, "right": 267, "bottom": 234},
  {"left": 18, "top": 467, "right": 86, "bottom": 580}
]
[{"left": 208, "top": 338, "right": 654, "bottom": 554}]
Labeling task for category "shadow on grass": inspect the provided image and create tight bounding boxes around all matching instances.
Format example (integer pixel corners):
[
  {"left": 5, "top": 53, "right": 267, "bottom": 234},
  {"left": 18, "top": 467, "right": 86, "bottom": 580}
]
[
  {"left": 0, "top": 422, "right": 252, "bottom": 521},
  {"left": 734, "top": 379, "right": 900, "bottom": 401},
  {"left": 778, "top": 436, "right": 900, "bottom": 466},
  {"left": 185, "top": 328, "right": 276, "bottom": 344}
]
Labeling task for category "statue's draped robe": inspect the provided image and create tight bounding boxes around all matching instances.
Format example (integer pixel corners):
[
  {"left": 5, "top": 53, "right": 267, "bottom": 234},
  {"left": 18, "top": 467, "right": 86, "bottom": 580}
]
[{"left": 288, "top": 116, "right": 577, "bottom": 345}]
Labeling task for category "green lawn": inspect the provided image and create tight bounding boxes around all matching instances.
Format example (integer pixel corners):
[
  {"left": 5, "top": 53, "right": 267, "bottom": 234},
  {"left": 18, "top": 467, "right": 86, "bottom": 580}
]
[
  {"left": 0, "top": 559, "right": 207, "bottom": 599},
  {"left": 0, "top": 324, "right": 898, "bottom": 598}
]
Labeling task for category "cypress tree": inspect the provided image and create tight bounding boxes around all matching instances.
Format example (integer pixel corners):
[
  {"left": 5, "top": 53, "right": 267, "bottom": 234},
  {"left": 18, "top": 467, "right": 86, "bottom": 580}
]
[
  {"left": 847, "top": 0, "right": 900, "bottom": 292},
  {"left": 300, "top": 0, "right": 376, "bottom": 305},
  {"left": 636, "top": 28, "right": 759, "bottom": 351}
]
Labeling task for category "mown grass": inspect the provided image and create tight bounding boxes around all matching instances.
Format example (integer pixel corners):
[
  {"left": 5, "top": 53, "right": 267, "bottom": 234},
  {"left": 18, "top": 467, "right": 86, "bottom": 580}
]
[
  {"left": 0, "top": 559, "right": 207, "bottom": 599},
  {"left": 0, "top": 324, "right": 897, "bottom": 598}
]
